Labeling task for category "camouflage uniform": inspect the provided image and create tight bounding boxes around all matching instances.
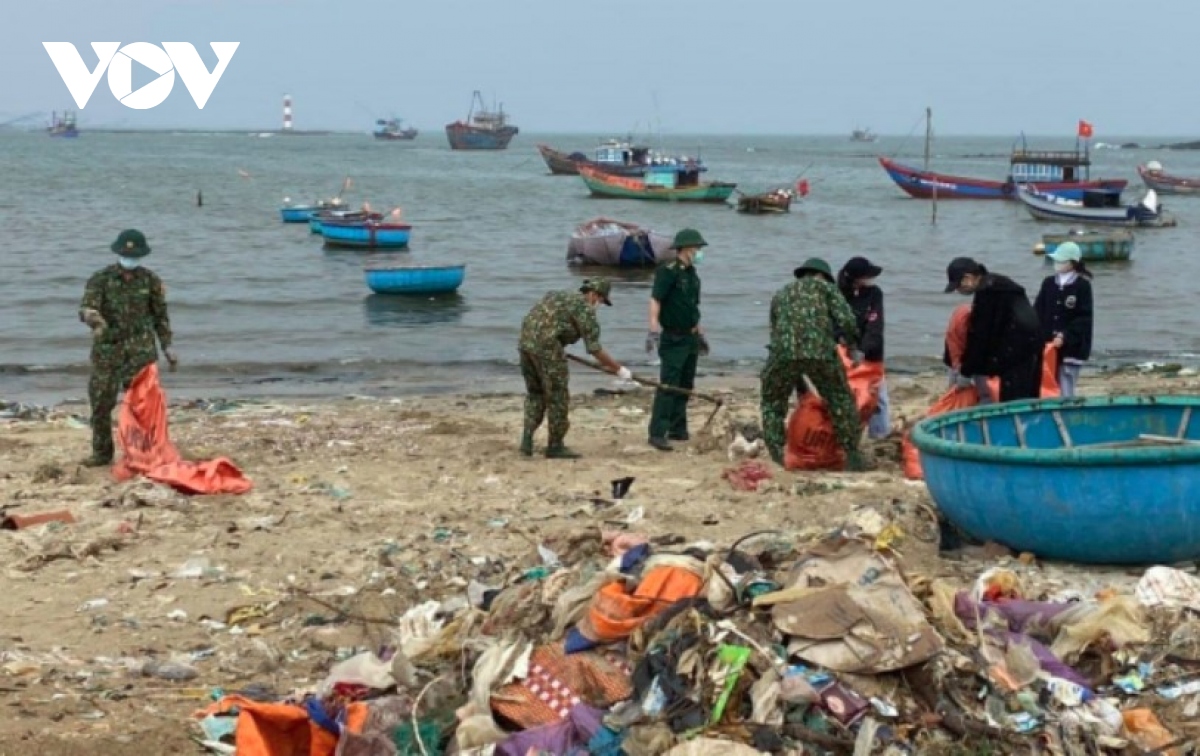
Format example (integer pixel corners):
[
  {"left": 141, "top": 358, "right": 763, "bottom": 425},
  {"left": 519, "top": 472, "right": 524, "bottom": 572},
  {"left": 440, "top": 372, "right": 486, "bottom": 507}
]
[
  {"left": 517, "top": 291, "right": 603, "bottom": 449},
  {"left": 761, "top": 274, "right": 860, "bottom": 461},
  {"left": 80, "top": 264, "right": 172, "bottom": 463}
]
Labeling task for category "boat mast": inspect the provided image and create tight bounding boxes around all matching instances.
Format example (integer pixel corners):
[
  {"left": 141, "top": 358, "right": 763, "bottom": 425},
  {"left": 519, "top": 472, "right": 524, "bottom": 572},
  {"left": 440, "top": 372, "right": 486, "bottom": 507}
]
[{"left": 926, "top": 107, "right": 937, "bottom": 225}]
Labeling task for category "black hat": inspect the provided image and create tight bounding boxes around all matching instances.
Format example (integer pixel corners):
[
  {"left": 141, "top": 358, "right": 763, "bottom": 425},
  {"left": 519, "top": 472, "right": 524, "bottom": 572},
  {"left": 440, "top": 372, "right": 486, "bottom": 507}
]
[
  {"left": 841, "top": 256, "right": 882, "bottom": 281},
  {"left": 944, "top": 257, "right": 982, "bottom": 293}
]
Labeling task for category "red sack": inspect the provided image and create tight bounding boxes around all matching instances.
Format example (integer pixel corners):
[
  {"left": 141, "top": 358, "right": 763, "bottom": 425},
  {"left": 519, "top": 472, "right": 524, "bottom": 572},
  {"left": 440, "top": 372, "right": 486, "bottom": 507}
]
[
  {"left": 839, "top": 346, "right": 886, "bottom": 423},
  {"left": 902, "top": 384, "right": 991, "bottom": 480},
  {"left": 1040, "top": 344, "right": 1060, "bottom": 398},
  {"left": 784, "top": 350, "right": 885, "bottom": 472},
  {"left": 113, "top": 364, "right": 253, "bottom": 495}
]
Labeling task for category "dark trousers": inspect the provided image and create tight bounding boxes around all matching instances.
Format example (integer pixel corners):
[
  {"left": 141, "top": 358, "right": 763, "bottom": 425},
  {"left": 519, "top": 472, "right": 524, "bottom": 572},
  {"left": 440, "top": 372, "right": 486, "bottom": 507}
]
[
  {"left": 999, "top": 351, "right": 1043, "bottom": 402},
  {"left": 648, "top": 332, "right": 699, "bottom": 439}
]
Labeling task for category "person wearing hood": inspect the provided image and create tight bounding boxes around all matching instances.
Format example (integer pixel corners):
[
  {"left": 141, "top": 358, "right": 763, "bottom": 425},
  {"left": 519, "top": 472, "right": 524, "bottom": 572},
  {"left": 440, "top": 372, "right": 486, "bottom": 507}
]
[
  {"left": 761, "top": 258, "right": 870, "bottom": 470},
  {"left": 944, "top": 257, "right": 1042, "bottom": 401},
  {"left": 837, "top": 256, "right": 890, "bottom": 438},
  {"left": 79, "top": 229, "right": 176, "bottom": 466},
  {"left": 1033, "top": 241, "right": 1094, "bottom": 397}
]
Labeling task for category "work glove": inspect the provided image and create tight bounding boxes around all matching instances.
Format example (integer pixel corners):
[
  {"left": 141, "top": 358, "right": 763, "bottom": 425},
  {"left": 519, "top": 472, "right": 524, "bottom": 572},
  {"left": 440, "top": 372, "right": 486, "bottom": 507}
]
[
  {"left": 698, "top": 333, "right": 710, "bottom": 357},
  {"left": 849, "top": 349, "right": 865, "bottom": 367},
  {"left": 953, "top": 373, "right": 974, "bottom": 389},
  {"left": 164, "top": 348, "right": 179, "bottom": 373},
  {"left": 645, "top": 330, "right": 660, "bottom": 354},
  {"left": 616, "top": 366, "right": 633, "bottom": 382}
]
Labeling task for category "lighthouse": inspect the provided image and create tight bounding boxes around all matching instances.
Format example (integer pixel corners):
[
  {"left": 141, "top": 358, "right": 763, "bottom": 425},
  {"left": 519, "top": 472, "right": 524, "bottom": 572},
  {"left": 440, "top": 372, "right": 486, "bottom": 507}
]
[{"left": 283, "top": 94, "right": 293, "bottom": 132}]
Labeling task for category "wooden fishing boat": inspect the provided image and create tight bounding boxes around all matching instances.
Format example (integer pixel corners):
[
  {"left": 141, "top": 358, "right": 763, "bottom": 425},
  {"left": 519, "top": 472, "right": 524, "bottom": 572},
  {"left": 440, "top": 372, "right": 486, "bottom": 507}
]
[
  {"left": 309, "top": 210, "right": 382, "bottom": 234},
  {"left": 1035, "top": 229, "right": 1134, "bottom": 262},
  {"left": 374, "top": 118, "right": 418, "bottom": 140},
  {"left": 1017, "top": 186, "right": 1176, "bottom": 228},
  {"left": 912, "top": 395, "right": 1200, "bottom": 564},
  {"left": 566, "top": 217, "right": 676, "bottom": 267},
  {"left": 880, "top": 155, "right": 1128, "bottom": 200},
  {"left": 578, "top": 164, "right": 735, "bottom": 203},
  {"left": 735, "top": 189, "right": 793, "bottom": 214},
  {"left": 1138, "top": 161, "right": 1200, "bottom": 195},
  {"left": 365, "top": 263, "right": 465, "bottom": 295},
  {"left": 537, "top": 140, "right": 707, "bottom": 178},
  {"left": 445, "top": 91, "right": 518, "bottom": 150},
  {"left": 321, "top": 219, "right": 413, "bottom": 248}
]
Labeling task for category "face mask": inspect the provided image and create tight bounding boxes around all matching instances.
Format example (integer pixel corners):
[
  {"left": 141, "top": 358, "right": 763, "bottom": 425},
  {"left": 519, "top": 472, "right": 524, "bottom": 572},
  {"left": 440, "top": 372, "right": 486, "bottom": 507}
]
[
  {"left": 692, "top": 250, "right": 705, "bottom": 265},
  {"left": 117, "top": 256, "right": 141, "bottom": 270},
  {"left": 1054, "top": 262, "right": 1073, "bottom": 274}
]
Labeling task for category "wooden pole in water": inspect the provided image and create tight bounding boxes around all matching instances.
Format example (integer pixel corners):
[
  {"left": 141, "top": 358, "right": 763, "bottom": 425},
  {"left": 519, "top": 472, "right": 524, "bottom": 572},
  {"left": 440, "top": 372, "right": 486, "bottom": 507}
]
[{"left": 926, "top": 107, "right": 937, "bottom": 225}]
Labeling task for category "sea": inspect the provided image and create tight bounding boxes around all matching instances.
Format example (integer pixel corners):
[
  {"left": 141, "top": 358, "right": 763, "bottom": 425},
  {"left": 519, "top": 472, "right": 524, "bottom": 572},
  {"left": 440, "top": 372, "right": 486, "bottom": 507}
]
[{"left": 2, "top": 130, "right": 1197, "bottom": 405}]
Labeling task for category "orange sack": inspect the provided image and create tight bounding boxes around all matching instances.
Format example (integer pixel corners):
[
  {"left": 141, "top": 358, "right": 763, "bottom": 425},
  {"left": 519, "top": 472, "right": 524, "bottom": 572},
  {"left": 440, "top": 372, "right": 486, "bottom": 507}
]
[
  {"left": 1040, "top": 343, "right": 1060, "bottom": 399},
  {"left": 902, "top": 377, "right": 1000, "bottom": 481},
  {"left": 783, "top": 348, "right": 884, "bottom": 472},
  {"left": 113, "top": 364, "right": 253, "bottom": 494}
]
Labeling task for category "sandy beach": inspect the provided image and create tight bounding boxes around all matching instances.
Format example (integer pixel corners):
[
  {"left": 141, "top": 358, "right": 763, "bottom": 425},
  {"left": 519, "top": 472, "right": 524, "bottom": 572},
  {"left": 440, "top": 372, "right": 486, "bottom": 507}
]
[{"left": 0, "top": 363, "right": 1197, "bottom": 753}]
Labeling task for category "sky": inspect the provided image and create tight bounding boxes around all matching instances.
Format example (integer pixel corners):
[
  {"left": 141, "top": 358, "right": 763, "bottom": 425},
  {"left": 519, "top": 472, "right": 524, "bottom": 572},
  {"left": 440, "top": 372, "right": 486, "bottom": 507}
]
[{"left": 3, "top": 0, "right": 1196, "bottom": 136}]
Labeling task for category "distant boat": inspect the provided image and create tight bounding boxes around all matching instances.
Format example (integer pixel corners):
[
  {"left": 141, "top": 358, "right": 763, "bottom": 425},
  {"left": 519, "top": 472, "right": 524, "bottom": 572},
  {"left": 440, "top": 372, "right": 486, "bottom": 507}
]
[
  {"left": 321, "top": 219, "right": 413, "bottom": 248},
  {"left": 445, "top": 90, "right": 518, "bottom": 150},
  {"left": 566, "top": 217, "right": 676, "bottom": 267},
  {"left": 578, "top": 164, "right": 736, "bottom": 203},
  {"left": 850, "top": 127, "right": 877, "bottom": 143},
  {"left": 1035, "top": 229, "right": 1134, "bottom": 262},
  {"left": 537, "top": 139, "right": 707, "bottom": 178},
  {"left": 48, "top": 110, "right": 78, "bottom": 138},
  {"left": 1017, "top": 186, "right": 1176, "bottom": 228},
  {"left": 365, "top": 263, "right": 466, "bottom": 295},
  {"left": 734, "top": 188, "right": 794, "bottom": 214},
  {"left": 880, "top": 151, "right": 1127, "bottom": 201},
  {"left": 1138, "top": 161, "right": 1200, "bottom": 195},
  {"left": 374, "top": 118, "right": 418, "bottom": 140}
]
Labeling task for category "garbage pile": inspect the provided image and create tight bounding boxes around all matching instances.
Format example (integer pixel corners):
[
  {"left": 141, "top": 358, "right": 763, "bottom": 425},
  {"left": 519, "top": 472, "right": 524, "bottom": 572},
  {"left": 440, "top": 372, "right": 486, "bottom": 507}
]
[{"left": 188, "top": 493, "right": 1200, "bottom": 756}]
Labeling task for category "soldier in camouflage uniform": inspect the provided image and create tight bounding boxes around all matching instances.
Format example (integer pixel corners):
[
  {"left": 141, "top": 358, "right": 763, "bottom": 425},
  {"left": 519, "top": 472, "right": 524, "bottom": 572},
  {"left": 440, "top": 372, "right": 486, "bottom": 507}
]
[
  {"left": 79, "top": 229, "right": 176, "bottom": 466},
  {"left": 761, "top": 257, "right": 871, "bottom": 470},
  {"left": 518, "top": 278, "right": 632, "bottom": 458}
]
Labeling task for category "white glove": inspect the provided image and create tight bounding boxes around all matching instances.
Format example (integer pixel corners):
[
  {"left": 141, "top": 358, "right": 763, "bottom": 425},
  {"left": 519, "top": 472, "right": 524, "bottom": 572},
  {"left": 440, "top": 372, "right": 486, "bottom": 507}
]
[{"left": 617, "top": 366, "right": 633, "bottom": 382}]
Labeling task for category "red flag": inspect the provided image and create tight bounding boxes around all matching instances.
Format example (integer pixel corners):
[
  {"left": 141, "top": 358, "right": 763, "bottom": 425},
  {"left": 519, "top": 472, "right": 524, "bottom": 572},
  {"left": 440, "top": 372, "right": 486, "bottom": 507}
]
[
  {"left": 796, "top": 179, "right": 811, "bottom": 197},
  {"left": 1077, "top": 120, "right": 1094, "bottom": 139}
]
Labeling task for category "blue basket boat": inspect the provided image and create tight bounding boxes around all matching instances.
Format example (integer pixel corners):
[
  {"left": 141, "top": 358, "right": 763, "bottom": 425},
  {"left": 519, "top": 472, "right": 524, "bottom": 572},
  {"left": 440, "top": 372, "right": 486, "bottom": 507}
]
[
  {"left": 310, "top": 210, "right": 381, "bottom": 235},
  {"left": 322, "top": 220, "right": 412, "bottom": 249},
  {"left": 365, "top": 263, "right": 466, "bottom": 295},
  {"left": 280, "top": 205, "right": 318, "bottom": 223},
  {"left": 911, "top": 396, "right": 1200, "bottom": 565}
]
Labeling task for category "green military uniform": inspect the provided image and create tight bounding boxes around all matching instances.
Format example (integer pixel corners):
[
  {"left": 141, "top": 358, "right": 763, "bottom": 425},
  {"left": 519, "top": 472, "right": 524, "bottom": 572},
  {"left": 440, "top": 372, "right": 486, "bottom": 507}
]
[
  {"left": 80, "top": 230, "right": 173, "bottom": 464},
  {"left": 761, "top": 258, "right": 861, "bottom": 465},
  {"left": 648, "top": 229, "right": 705, "bottom": 445},
  {"left": 517, "top": 279, "right": 610, "bottom": 456}
]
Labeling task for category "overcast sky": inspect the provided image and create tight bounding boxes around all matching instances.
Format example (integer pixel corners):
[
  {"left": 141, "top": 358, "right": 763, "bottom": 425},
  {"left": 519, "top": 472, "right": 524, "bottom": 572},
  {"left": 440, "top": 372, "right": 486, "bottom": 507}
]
[{"left": 4, "top": 0, "right": 1195, "bottom": 136}]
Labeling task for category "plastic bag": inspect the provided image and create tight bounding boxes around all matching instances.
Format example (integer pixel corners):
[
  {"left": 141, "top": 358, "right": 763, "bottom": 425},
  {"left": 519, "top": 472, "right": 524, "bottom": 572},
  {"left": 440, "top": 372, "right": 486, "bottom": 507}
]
[
  {"left": 784, "top": 351, "right": 882, "bottom": 472},
  {"left": 1041, "top": 343, "right": 1061, "bottom": 398}
]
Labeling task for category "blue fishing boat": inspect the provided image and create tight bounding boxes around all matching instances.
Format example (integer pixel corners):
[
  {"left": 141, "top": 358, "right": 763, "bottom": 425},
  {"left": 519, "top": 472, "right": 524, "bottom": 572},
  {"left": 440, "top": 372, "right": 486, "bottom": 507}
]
[
  {"left": 280, "top": 205, "right": 318, "bottom": 223},
  {"left": 309, "top": 209, "right": 381, "bottom": 235},
  {"left": 365, "top": 263, "right": 466, "bottom": 295},
  {"left": 911, "top": 395, "right": 1200, "bottom": 564},
  {"left": 445, "top": 90, "right": 518, "bottom": 150},
  {"left": 321, "top": 219, "right": 413, "bottom": 248}
]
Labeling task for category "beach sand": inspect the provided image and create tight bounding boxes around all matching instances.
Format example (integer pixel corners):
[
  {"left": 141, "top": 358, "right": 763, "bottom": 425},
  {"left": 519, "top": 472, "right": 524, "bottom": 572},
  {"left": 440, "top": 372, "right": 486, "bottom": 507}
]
[{"left": 0, "top": 364, "right": 1195, "bottom": 752}]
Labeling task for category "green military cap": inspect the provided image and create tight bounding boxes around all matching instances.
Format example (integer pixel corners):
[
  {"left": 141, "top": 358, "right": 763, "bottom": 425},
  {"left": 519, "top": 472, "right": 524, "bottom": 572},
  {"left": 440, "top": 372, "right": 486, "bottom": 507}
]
[
  {"left": 669, "top": 228, "right": 708, "bottom": 250},
  {"left": 794, "top": 257, "right": 833, "bottom": 282},
  {"left": 579, "top": 277, "right": 612, "bottom": 306},
  {"left": 111, "top": 229, "right": 151, "bottom": 258}
]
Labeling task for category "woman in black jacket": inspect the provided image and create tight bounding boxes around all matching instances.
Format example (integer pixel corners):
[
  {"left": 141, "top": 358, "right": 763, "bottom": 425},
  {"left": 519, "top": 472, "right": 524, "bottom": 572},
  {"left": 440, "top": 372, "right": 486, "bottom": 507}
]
[
  {"left": 1034, "top": 241, "right": 1094, "bottom": 397},
  {"left": 837, "top": 256, "right": 889, "bottom": 438}
]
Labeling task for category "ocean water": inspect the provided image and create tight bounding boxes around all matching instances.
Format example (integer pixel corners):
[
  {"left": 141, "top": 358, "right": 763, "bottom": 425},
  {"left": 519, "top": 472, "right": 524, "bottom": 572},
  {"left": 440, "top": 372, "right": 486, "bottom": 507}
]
[{"left": 1, "top": 130, "right": 1197, "bottom": 403}]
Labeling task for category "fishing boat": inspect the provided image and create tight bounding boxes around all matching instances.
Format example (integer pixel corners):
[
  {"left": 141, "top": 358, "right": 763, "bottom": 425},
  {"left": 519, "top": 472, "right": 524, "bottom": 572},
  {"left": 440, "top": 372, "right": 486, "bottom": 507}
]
[
  {"left": 578, "top": 164, "right": 735, "bottom": 203},
  {"left": 734, "top": 189, "right": 794, "bottom": 214},
  {"left": 444, "top": 90, "right": 518, "bottom": 150},
  {"left": 850, "top": 127, "right": 877, "bottom": 143},
  {"left": 321, "top": 219, "right": 413, "bottom": 248},
  {"left": 537, "top": 140, "right": 707, "bottom": 178},
  {"left": 1017, "top": 186, "right": 1176, "bottom": 228},
  {"left": 566, "top": 217, "right": 675, "bottom": 267},
  {"left": 1035, "top": 229, "right": 1134, "bottom": 262},
  {"left": 374, "top": 118, "right": 418, "bottom": 140},
  {"left": 309, "top": 209, "right": 382, "bottom": 235},
  {"left": 280, "top": 196, "right": 349, "bottom": 223},
  {"left": 47, "top": 110, "right": 78, "bottom": 137},
  {"left": 911, "top": 395, "right": 1200, "bottom": 564},
  {"left": 1138, "top": 161, "right": 1200, "bottom": 195},
  {"left": 365, "top": 263, "right": 465, "bottom": 295}
]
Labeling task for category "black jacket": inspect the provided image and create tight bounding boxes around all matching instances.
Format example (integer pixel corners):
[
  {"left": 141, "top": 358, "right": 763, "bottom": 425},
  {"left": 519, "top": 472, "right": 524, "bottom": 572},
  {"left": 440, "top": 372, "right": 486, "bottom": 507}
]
[
  {"left": 841, "top": 285, "right": 884, "bottom": 361},
  {"left": 1034, "top": 275, "right": 1094, "bottom": 362},
  {"left": 961, "top": 273, "right": 1042, "bottom": 378}
]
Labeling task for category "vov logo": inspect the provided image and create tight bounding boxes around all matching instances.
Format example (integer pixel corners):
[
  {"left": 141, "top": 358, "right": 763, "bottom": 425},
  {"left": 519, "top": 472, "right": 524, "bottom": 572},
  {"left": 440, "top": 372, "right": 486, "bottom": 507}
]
[{"left": 42, "top": 42, "right": 239, "bottom": 110}]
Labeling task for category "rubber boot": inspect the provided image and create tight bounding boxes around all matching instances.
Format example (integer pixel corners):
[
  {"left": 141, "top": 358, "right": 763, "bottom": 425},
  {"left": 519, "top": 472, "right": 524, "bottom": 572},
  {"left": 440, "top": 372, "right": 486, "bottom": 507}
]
[
  {"left": 519, "top": 431, "right": 534, "bottom": 457},
  {"left": 768, "top": 446, "right": 784, "bottom": 466},
  {"left": 845, "top": 450, "right": 875, "bottom": 472},
  {"left": 82, "top": 455, "right": 112, "bottom": 468},
  {"left": 545, "top": 444, "right": 581, "bottom": 459}
]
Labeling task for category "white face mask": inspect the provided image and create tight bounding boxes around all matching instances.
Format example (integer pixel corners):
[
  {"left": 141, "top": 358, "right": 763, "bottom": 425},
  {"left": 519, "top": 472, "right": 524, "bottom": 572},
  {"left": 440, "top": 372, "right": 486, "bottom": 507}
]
[
  {"left": 117, "top": 256, "right": 141, "bottom": 270},
  {"left": 1054, "top": 262, "right": 1073, "bottom": 274}
]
